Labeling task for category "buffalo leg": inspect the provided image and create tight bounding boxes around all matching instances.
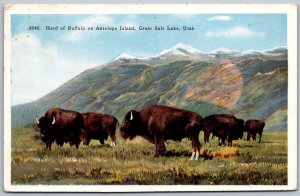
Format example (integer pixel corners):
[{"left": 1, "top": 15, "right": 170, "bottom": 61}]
[
  {"left": 190, "top": 137, "right": 201, "bottom": 160},
  {"left": 228, "top": 138, "right": 233, "bottom": 147},
  {"left": 159, "top": 142, "right": 166, "bottom": 156},
  {"left": 259, "top": 132, "right": 262, "bottom": 143},
  {"left": 154, "top": 136, "right": 159, "bottom": 157},
  {"left": 75, "top": 138, "right": 80, "bottom": 149},
  {"left": 55, "top": 137, "right": 64, "bottom": 147},
  {"left": 48, "top": 141, "right": 51, "bottom": 151},
  {"left": 73, "top": 137, "right": 81, "bottom": 149},
  {"left": 204, "top": 131, "right": 210, "bottom": 144},
  {"left": 154, "top": 136, "right": 166, "bottom": 157},
  {"left": 218, "top": 138, "right": 222, "bottom": 146},
  {"left": 247, "top": 132, "right": 251, "bottom": 141},
  {"left": 157, "top": 142, "right": 166, "bottom": 157},
  {"left": 86, "top": 138, "right": 91, "bottom": 146},
  {"left": 45, "top": 143, "right": 49, "bottom": 150},
  {"left": 99, "top": 138, "right": 105, "bottom": 145},
  {"left": 46, "top": 141, "right": 52, "bottom": 151},
  {"left": 221, "top": 137, "right": 226, "bottom": 146},
  {"left": 252, "top": 134, "right": 256, "bottom": 141},
  {"left": 109, "top": 134, "right": 116, "bottom": 147},
  {"left": 110, "top": 141, "right": 116, "bottom": 147}
]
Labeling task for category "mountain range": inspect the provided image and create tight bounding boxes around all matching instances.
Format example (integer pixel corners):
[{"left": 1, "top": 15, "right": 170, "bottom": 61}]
[{"left": 12, "top": 43, "right": 287, "bottom": 132}]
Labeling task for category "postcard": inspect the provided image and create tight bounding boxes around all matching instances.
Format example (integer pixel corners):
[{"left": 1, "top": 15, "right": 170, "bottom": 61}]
[{"left": 3, "top": 4, "right": 297, "bottom": 192}]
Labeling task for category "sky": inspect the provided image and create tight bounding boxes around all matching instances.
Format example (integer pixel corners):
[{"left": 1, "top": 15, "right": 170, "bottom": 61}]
[{"left": 11, "top": 14, "right": 287, "bottom": 105}]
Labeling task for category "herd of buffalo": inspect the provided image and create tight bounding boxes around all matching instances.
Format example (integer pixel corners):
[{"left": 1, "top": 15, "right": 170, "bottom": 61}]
[{"left": 35, "top": 105, "right": 265, "bottom": 160}]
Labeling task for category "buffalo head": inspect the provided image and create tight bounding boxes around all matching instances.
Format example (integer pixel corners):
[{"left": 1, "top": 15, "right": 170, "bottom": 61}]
[
  {"left": 35, "top": 116, "right": 56, "bottom": 139},
  {"left": 120, "top": 110, "right": 142, "bottom": 140}
]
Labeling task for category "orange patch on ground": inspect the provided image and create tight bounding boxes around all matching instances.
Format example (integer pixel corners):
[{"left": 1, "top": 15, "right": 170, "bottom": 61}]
[{"left": 207, "top": 146, "right": 239, "bottom": 160}]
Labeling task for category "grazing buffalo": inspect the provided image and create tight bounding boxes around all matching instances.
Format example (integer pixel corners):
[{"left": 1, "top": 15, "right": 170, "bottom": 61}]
[
  {"left": 203, "top": 114, "right": 244, "bottom": 146},
  {"left": 245, "top": 119, "right": 265, "bottom": 143},
  {"left": 36, "top": 108, "right": 84, "bottom": 150},
  {"left": 81, "top": 112, "right": 119, "bottom": 147},
  {"left": 120, "top": 105, "right": 205, "bottom": 160}
]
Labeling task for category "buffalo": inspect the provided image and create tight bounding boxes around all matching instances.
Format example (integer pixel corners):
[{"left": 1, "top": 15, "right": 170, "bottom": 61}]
[
  {"left": 80, "top": 112, "right": 119, "bottom": 147},
  {"left": 245, "top": 119, "right": 265, "bottom": 143},
  {"left": 36, "top": 108, "right": 83, "bottom": 150},
  {"left": 203, "top": 114, "right": 244, "bottom": 146},
  {"left": 120, "top": 105, "right": 205, "bottom": 160}
]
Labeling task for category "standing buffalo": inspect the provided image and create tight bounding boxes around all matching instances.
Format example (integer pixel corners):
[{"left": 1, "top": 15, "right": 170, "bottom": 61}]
[
  {"left": 120, "top": 105, "right": 205, "bottom": 160},
  {"left": 245, "top": 119, "right": 265, "bottom": 143},
  {"left": 36, "top": 108, "right": 84, "bottom": 150},
  {"left": 203, "top": 114, "right": 244, "bottom": 146},
  {"left": 81, "top": 112, "right": 119, "bottom": 147}
]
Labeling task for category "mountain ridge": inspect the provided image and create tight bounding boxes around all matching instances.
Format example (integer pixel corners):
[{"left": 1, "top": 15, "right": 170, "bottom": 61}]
[{"left": 98, "top": 44, "right": 287, "bottom": 70}]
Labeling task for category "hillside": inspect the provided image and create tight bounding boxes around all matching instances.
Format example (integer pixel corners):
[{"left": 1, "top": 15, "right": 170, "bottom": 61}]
[{"left": 11, "top": 44, "right": 288, "bottom": 132}]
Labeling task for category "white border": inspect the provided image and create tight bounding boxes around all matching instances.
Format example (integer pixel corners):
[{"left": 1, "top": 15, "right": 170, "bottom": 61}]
[{"left": 3, "top": 4, "right": 298, "bottom": 192}]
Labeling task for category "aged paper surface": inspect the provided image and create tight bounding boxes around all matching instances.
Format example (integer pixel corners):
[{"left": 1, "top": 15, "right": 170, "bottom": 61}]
[{"left": 3, "top": 4, "right": 297, "bottom": 192}]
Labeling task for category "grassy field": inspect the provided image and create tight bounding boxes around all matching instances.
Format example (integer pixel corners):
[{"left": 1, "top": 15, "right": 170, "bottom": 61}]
[{"left": 11, "top": 127, "right": 287, "bottom": 185}]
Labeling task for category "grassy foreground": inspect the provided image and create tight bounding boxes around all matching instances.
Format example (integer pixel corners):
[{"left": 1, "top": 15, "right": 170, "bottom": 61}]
[{"left": 11, "top": 127, "right": 287, "bottom": 185}]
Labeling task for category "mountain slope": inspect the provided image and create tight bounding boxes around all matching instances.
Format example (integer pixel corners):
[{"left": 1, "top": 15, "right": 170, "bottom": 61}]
[{"left": 12, "top": 45, "right": 288, "bottom": 132}]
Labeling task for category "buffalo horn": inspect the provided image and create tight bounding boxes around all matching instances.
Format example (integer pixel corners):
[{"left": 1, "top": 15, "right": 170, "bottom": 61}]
[
  {"left": 51, "top": 116, "right": 56, "bottom": 125},
  {"left": 35, "top": 117, "right": 39, "bottom": 124},
  {"left": 130, "top": 111, "right": 133, "bottom": 120}
]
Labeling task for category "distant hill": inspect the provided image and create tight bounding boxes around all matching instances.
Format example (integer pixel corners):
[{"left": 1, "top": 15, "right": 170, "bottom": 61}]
[{"left": 12, "top": 44, "right": 287, "bottom": 132}]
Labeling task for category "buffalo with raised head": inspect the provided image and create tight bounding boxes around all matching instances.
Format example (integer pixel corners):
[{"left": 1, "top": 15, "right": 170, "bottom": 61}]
[
  {"left": 80, "top": 112, "right": 119, "bottom": 147},
  {"left": 245, "top": 119, "right": 265, "bottom": 143},
  {"left": 36, "top": 108, "right": 84, "bottom": 150},
  {"left": 203, "top": 114, "right": 244, "bottom": 146},
  {"left": 120, "top": 105, "right": 205, "bottom": 160}
]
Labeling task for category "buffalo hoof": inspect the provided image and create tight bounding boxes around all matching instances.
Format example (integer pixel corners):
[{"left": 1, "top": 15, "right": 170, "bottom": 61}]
[
  {"left": 205, "top": 155, "right": 213, "bottom": 160},
  {"left": 154, "top": 153, "right": 164, "bottom": 158},
  {"left": 190, "top": 151, "right": 200, "bottom": 161}
]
